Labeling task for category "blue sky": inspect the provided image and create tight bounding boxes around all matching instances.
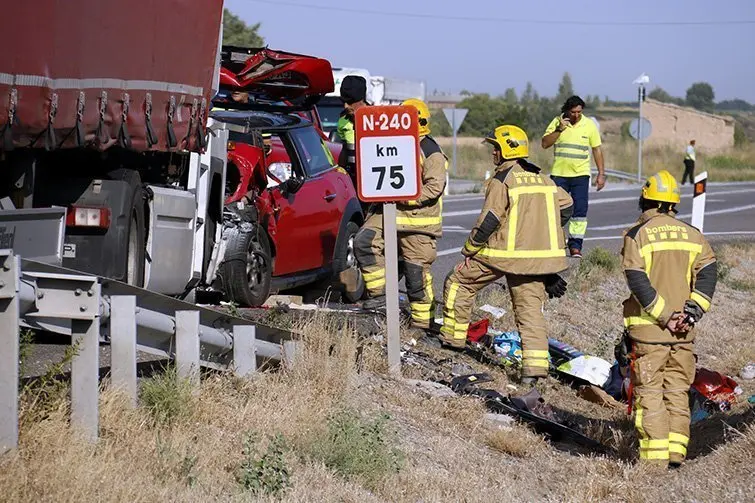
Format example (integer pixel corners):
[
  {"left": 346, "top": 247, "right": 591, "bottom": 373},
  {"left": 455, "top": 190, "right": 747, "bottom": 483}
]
[{"left": 226, "top": 0, "right": 755, "bottom": 102}]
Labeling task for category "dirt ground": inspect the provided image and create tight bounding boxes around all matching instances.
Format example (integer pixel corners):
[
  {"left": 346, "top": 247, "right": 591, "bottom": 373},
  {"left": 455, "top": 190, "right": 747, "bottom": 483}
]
[{"left": 1, "top": 244, "right": 753, "bottom": 502}]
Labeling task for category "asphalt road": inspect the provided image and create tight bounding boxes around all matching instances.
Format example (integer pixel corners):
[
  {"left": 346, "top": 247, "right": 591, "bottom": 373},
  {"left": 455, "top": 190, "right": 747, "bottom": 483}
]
[{"left": 431, "top": 181, "right": 755, "bottom": 294}]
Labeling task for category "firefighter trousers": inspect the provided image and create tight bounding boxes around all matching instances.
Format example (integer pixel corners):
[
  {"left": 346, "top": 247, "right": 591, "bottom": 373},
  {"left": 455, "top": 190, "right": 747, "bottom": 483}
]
[
  {"left": 354, "top": 212, "right": 437, "bottom": 328},
  {"left": 442, "top": 259, "right": 549, "bottom": 377},
  {"left": 631, "top": 340, "right": 695, "bottom": 466}
]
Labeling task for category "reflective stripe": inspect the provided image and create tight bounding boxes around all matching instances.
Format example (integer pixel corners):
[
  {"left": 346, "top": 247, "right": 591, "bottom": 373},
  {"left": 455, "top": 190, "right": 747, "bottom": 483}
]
[
  {"left": 624, "top": 315, "right": 656, "bottom": 327},
  {"left": 523, "top": 359, "right": 549, "bottom": 368},
  {"left": 523, "top": 350, "right": 549, "bottom": 358},
  {"left": 685, "top": 249, "right": 697, "bottom": 286},
  {"left": 477, "top": 248, "right": 567, "bottom": 259},
  {"left": 464, "top": 240, "right": 482, "bottom": 254},
  {"left": 507, "top": 192, "right": 519, "bottom": 250},
  {"left": 635, "top": 404, "right": 647, "bottom": 439},
  {"left": 363, "top": 269, "right": 385, "bottom": 281},
  {"left": 424, "top": 273, "right": 434, "bottom": 304},
  {"left": 568, "top": 218, "right": 588, "bottom": 239},
  {"left": 640, "top": 241, "right": 703, "bottom": 257},
  {"left": 690, "top": 292, "right": 711, "bottom": 312},
  {"left": 640, "top": 439, "right": 669, "bottom": 449},
  {"left": 640, "top": 450, "right": 669, "bottom": 460},
  {"left": 1, "top": 72, "right": 205, "bottom": 96},
  {"left": 545, "top": 190, "right": 559, "bottom": 250},
  {"left": 365, "top": 277, "right": 385, "bottom": 289},
  {"left": 410, "top": 302, "right": 432, "bottom": 312},
  {"left": 669, "top": 432, "right": 689, "bottom": 445},
  {"left": 554, "top": 152, "right": 589, "bottom": 160},
  {"left": 557, "top": 143, "right": 589, "bottom": 151},
  {"left": 396, "top": 215, "right": 442, "bottom": 226},
  {"left": 669, "top": 443, "right": 687, "bottom": 456},
  {"left": 649, "top": 295, "right": 666, "bottom": 319}
]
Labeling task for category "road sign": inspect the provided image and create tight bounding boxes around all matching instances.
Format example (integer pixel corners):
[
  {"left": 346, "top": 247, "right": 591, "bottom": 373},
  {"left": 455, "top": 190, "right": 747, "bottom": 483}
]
[
  {"left": 629, "top": 117, "right": 652, "bottom": 141},
  {"left": 443, "top": 108, "right": 468, "bottom": 177},
  {"left": 355, "top": 105, "right": 421, "bottom": 203},
  {"left": 443, "top": 108, "right": 468, "bottom": 135}
]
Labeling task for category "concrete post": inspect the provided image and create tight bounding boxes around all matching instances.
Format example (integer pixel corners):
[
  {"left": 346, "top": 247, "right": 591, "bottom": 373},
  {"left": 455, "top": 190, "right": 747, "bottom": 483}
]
[{"left": 283, "top": 340, "right": 302, "bottom": 369}]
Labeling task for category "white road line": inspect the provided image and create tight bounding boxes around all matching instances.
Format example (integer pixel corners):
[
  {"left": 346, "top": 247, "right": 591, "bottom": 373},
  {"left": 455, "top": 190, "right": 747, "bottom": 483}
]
[
  {"left": 589, "top": 203, "right": 755, "bottom": 231},
  {"left": 442, "top": 186, "right": 755, "bottom": 207},
  {"left": 438, "top": 230, "right": 755, "bottom": 255}
]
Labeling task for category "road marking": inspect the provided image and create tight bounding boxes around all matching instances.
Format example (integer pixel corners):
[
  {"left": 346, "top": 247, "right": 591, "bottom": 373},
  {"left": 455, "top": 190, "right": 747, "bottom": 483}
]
[
  {"left": 589, "top": 203, "right": 755, "bottom": 231},
  {"left": 438, "top": 230, "right": 755, "bottom": 256}
]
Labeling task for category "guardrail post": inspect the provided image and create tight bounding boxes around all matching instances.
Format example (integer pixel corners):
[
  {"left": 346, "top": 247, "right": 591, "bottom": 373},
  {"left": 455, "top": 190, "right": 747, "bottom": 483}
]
[
  {"left": 175, "top": 310, "right": 200, "bottom": 390},
  {"left": 283, "top": 340, "right": 302, "bottom": 369},
  {"left": 233, "top": 325, "right": 257, "bottom": 377},
  {"left": 110, "top": 295, "right": 137, "bottom": 406},
  {"left": 0, "top": 252, "right": 20, "bottom": 454},
  {"left": 70, "top": 282, "right": 101, "bottom": 442}
]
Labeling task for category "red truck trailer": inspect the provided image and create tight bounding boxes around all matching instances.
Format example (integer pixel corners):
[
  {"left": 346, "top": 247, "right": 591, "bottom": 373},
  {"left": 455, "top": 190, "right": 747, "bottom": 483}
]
[{"left": 0, "top": 0, "right": 227, "bottom": 296}]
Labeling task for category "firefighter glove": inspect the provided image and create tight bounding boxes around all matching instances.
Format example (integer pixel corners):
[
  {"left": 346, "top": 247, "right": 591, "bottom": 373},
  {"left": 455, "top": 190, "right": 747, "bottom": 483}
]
[
  {"left": 683, "top": 299, "right": 705, "bottom": 323},
  {"left": 545, "top": 274, "right": 567, "bottom": 299}
]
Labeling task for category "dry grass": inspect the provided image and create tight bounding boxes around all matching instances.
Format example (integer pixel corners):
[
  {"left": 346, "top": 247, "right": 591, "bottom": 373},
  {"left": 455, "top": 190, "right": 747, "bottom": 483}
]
[
  {"left": 435, "top": 137, "right": 755, "bottom": 182},
  {"left": 1, "top": 246, "right": 754, "bottom": 502}
]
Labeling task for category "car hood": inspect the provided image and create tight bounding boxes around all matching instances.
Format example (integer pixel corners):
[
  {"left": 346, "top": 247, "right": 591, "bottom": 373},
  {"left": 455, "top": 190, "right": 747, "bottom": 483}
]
[{"left": 219, "top": 46, "right": 334, "bottom": 102}]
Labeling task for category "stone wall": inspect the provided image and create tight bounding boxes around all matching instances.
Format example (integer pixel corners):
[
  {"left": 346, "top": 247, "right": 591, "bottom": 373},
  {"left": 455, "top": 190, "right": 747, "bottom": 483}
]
[{"left": 643, "top": 99, "right": 735, "bottom": 152}]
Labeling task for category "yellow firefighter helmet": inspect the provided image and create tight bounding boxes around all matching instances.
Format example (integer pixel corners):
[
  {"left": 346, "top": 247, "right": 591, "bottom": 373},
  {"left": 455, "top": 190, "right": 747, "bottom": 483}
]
[
  {"left": 482, "top": 125, "right": 529, "bottom": 160},
  {"left": 402, "top": 98, "right": 431, "bottom": 136},
  {"left": 642, "top": 170, "right": 681, "bottom": 204}
]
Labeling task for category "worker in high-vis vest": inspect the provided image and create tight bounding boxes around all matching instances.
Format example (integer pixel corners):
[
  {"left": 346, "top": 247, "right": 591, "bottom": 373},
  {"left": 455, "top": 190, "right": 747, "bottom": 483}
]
[
  {"left": 355, "top": 98, "right": 447, "bottom": 329},
  {"left": 440, "top": 125, "right": 573, "bottom": 383},
  {"left": 336, "top": 75, "right": 367, "bottom": 190},
  {"left": 621, "top": 169, "right": 717, "bottom": 468},
  {"left": 541, "top": 95, "right": 605, "bottom": 258}
]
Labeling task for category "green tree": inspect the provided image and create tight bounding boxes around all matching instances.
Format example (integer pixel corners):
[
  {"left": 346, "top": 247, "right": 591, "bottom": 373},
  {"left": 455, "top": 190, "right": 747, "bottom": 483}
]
[
  {"left": 717, "top": 99, "right": 753, "bottom": 112},
  {"left": 648, "top": 87, "right": 685, "bottom": 106},
  {"left": 503, "top": 88, "right": 518, "bottom": 105},
  {"left": 223, "top": 8, "right": 264, "bottom": 47},
  {"left": 429, "top": 109, "right": 452, "bottom": 137},
  {"left": 685, "top": 82, "right": 715, "bottom": 112},
  {"left": 556, "top": 72, "right": 574, "bottom": 105}
]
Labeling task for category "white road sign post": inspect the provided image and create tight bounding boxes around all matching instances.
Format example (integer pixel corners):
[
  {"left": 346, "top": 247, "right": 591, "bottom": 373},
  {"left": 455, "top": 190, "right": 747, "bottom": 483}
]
[
  {"left": 443, "top": 108, "right": 468, "bottom": 177},
  {"left": 691, "top": 171, "right": 708, "bottom": 232},
  {"left": 355, "top": 105, "right": 421, "bottom": 376}
]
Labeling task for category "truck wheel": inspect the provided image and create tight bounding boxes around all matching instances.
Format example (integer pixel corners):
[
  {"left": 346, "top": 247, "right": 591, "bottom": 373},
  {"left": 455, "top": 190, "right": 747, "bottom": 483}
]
[
  {"left": 335, "top": 221, "right": 366, "bottom": 303},
  {"left": 221, "top": 225, "right": 272, "bottom": 307},
  {"left": 125, "top": 186, "right": 146, "bottom": 287}
]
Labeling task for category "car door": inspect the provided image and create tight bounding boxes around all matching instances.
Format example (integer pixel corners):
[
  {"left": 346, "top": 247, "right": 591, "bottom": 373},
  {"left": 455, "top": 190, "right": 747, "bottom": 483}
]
[{"left": 268, "top": 125, "right": 341, "bottom": 275}]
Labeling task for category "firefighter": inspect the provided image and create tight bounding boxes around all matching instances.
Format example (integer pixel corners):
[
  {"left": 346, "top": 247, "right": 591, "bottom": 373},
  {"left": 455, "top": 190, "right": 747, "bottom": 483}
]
[
  {"left": 336, "top": 75, "right": 367, "bottom": 188},
  {"left": 622, "top": 170, "right": 717, "bottom": 468},
  {"left": 439, "top": 125, "right": 573, "bottom": 384},
  {"left": 355, "top": 98, "right": 447, "bottom": 331}
]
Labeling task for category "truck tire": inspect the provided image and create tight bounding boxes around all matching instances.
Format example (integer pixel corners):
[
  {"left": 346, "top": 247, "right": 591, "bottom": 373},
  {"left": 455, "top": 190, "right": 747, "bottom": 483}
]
[
  {"left": 334, "top": 220, "right": 366, "bottom": 303},
  {"left": 220, "top": 225, "right": 272, "bottom": 307}
]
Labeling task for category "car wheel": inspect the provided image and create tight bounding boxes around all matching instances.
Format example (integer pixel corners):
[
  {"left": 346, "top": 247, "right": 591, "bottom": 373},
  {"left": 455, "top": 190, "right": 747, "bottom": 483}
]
[
  {"left": 335, "top": 221, "right": 366, "bottom": 303},
  {"left": 125, "top": 186, "right": 146, "bottom": 287},
  {"left": 220, "top": 225, "right": 272, "bottom": 307}
]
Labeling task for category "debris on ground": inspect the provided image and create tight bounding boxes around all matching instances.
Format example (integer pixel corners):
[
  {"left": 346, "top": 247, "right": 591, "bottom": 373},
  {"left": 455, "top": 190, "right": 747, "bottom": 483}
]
[
  {"left": 740, "top": 362, "right": 755, "bottom": 380},
  {"left": 403, "top": 379, "right": 456, "bottom": 399},
  {"left": 478, "top": 304, "right": 507, "bottom": 319}
]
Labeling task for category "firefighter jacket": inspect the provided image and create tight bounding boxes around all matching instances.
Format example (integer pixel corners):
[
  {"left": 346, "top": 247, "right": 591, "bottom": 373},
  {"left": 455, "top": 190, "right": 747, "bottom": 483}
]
[
  {"left": 336, "top": 112, "right": 356, "bottom": 173},
  {"left": 621, "top": 209, "right": 717, "bottom": 344},
  {"left": 462, "top": 159, "right": 574, "bottom": 275},
  {"left": 396, "top": 136, "right": 448, "bottom": 237}
]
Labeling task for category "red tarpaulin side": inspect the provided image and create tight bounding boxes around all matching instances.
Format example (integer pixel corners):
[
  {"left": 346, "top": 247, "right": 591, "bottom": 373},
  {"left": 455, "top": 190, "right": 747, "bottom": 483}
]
[{"left": 0, "top": 0, "right": 223, "bottom": 152}]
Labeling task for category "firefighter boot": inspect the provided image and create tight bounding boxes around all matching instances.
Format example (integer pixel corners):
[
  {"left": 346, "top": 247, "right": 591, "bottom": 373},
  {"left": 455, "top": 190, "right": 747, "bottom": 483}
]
[{"left": 398, "top": 233, "right": 438, "bottom": 329}]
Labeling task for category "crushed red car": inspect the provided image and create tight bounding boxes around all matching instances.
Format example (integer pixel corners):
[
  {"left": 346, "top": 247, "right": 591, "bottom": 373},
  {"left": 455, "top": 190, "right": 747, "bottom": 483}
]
[{"left": 211, "top": 47, "right": 364, "bottom": 307}]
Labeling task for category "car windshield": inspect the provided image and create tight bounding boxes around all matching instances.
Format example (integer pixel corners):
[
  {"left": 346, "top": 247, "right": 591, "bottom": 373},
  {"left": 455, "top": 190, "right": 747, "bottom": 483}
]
[{"left": 316, "top": 104, "right": 343, "bottom": 130}]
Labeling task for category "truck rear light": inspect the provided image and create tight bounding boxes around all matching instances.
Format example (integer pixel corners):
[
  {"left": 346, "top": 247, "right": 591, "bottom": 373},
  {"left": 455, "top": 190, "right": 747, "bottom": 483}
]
[{"left": 66, "top": 206, "right": 111, "bottom": 229}]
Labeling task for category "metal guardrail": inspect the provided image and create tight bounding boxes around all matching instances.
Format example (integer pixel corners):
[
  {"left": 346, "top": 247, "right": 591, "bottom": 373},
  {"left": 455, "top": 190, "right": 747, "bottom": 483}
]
[
  {"left": 591, "top": 168, "right": 640, "bottom": 182},
  {"left": 0, "top": 250, "right": 297, "bottom": 452}
]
